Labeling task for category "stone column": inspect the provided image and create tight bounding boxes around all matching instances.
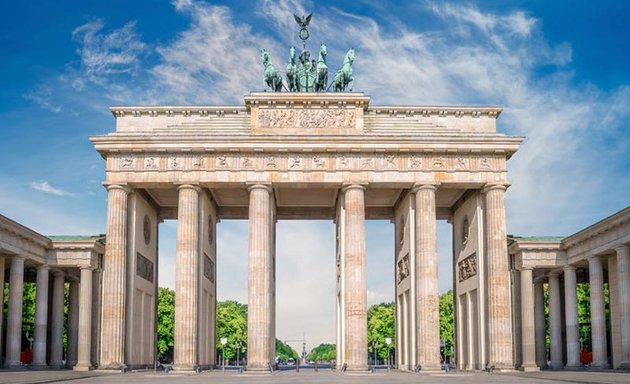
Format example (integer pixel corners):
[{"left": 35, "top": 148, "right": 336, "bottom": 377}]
[
  {"left": 519, "top": 268, "right": 538, "bottom": 371},
  {"left": 4, "top": 256, "right": 25, "bottom": 368},
  {"left": 247, "top": 184, "right": 274, "bottom": 371},
  {"left": 341, "top": 184, "right": 368, "bottom": 371},
  {"left": 563, "top": 265, "right": 580, "bottom": 368},
  {"left": 483, "top": 184, "right": 514, "bottom": 369},
  {"left": 75, "top": 267, "right": 94, "bottom": 371},
  {"left": 50, "top": 272, "right": 65, "bottom": 369},
  {"left": 413, "top": 184, "right": 440, "bottom": 371},
  {"left": 32, "top": 265, "right": 50, "bottom": 368},
  {"left": 100, "top": 184, "right": 130, "bottom": 368},
  {"left": 0, "top": 255, "right": 4, "bottom": 360},
  {"left": 534, "top": 281, "right": 547, "bottom": 369},
  {"left": 615, "top": 245, "right": 630, "bottom": 368},
  {"left": 174, "top": 184, "right": 201, "bottom": 370},
  {"left": 589, "top": 256, "right": 608, "bottom": 367},
  {"left": 67, "top": 280, "right": 80, "bottom": 367},
  {"left": 548, "top": 272, "right": 563, "bottom": 369}
]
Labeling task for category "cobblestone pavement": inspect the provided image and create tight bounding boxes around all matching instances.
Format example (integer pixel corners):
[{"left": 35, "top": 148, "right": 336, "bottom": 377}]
[{"left": 0, "top": 368, "right": 628, "bottom": 384}]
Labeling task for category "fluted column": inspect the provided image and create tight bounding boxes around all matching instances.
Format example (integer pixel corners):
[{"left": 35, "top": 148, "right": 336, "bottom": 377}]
[
  {"left": 589, "top": 256, "right": 608, "bottom": 367},
  {"left": 520, "top": 268, "right": 538, "bottom": 371},
  {"left": 483, "top": 184, "right": 514, "bottom": 369},
  {"left": 615, "top": 245, "right": 630, "bottom": 368},
  {"left": 100, "top": 184, "right": 130, "bottom": 368},
  {"left": 342, "top": 184, "right": 367, "bottom": 371},
  {"left": 4, "top": 256, "right": 25, "bottom": 368},
  {"left": 32, "top": 265, "right": 50, "bottom": 367},
  {"left": 247, "top": 184, "right": 274, "bottom": 371},
  {"left": 174, "top": 184, "right": 201, "bottom": 370},
  {"left": 413, "top": 184, "right": 440, "bottom": 371},
  {"left": 50, "top": 272, "right": 65, "bottom": 369},
  {"left": 563, "top": 265, "right": 580, "bottom": 368},
  {"left": 75, "top": 267, "right": 94, "bottom": 371},
  {"left": 534, "top": 281, "right": 547, "bottom": 369},
  {"left": 548, "top": 272, "right": 563, "bottom": 369},
  {"left": 67, "top": 280, "right": 80, "bottom": 367}
]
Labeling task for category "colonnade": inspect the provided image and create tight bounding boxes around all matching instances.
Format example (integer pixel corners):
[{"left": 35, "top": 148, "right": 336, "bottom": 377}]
[
  {"left": 0, "top": 255, "right": 96, "bottom": 370},
  {"left": 517, "top": 245, "right": 630, "bottom": 370}
]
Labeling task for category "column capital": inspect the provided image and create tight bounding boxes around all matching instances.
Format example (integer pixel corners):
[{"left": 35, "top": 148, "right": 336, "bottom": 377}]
[
  {"left": 79, "top": 265, "right": 96, "bottom": 271},
  {"left": 482, "top": 182, "right": 510, "bottom": 194},
  {"left": 105, "top": 184, "right": 132, "bottom": 193},
  {"left": 176, "top": 184, "right": 202, "bottom": 192},
  {"left": 588, "top": 255, "right": 605, "bottom": 265},
  {"left": 247, "top": 183, "right": 272, "bottom": 193},
  {"left": 548, "top": 269, "right": 562, "bottom": 278},
  {"left": 341, "top": 183, "right": 367, "bottom": 193},
  {"left": 519, "top": 266, "right": 534, "bottom": 272},
  {"left": 11, "top": 255, "right": 25, "bottom": 261},
  {"left": 563, "top": 264, "right": 577, "bottom": 272},
  {"left": 37, "top": 264, "right": 50, "bottom": 272},
  {"left": 614, "top": 244, "right": 630, "bottom": 254},
  {"left": 411, "top": 183, "right": 439, "bottom": 193}
]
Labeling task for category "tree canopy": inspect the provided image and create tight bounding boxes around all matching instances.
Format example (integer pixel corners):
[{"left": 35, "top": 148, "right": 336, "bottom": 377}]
[
  {"left": 367, "top": 302, "right": 395, "bottom": 361},
  {"left": 306, "top": 343, "right": 336, "bottom": 362},
  {"left": 156, "top": 287, "right": 175, "bottom": 361},
  {"left": 439, "top": 290, "right": 454, "bottom": 354},
  {"left": 216, "top": 300, "right": 248, "bottom": 361},
  {"left": 275, "top": 339, "right": 299, "bottom": 362}
]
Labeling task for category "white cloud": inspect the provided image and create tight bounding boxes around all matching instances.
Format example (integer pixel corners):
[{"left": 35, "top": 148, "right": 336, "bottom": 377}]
[
  {"left": 24, "top": 86, "right": 62, "bottom": 113},
  {"left": 30, "top": 181, "right": 76, "bottom": 197}
]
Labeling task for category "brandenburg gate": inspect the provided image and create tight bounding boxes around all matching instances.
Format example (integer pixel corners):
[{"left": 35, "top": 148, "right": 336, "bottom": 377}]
[{"left": 90, "top": 91, "right": 522, "bottom": 371}]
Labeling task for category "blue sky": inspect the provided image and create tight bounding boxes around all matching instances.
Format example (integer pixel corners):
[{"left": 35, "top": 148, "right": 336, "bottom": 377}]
[{"left": 1, "top": 0, "right": 628, "bottom": 349}]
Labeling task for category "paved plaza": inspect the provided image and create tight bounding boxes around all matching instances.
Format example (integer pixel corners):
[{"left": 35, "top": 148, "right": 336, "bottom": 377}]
[{"left": 0, "top": 369, "right": 629, "bottom": 384}]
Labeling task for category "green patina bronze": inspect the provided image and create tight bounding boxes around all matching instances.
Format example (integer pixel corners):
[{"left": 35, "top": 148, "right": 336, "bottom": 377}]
[{"left": 261, "top": 12, "right": 355, "bottom": 92}]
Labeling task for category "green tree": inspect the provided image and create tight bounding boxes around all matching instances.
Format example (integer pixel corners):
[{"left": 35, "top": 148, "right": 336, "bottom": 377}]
[
  {"left": 156, "top": 287, "right": 175, "bottom": 361},
  {"left": 216, "top": 300, "right": 248, "bottom": 362},
  {"left": 367, "top": 302, "right": 395, "bottom": 361},
  {"left": 439, "top": 290, "right": 454, "bottom": 355},
  {"left": 306, "top": 343, "right": 336, "bottom": 362},
  {"left": 275, "top": 339, "right": 299, "bottom": 362}
]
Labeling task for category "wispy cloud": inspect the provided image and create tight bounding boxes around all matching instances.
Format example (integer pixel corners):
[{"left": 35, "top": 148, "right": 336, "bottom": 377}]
[
  {"left": 24, "top": 86, "right": 62, "bottom": 113},
  {"left": 30, "top": 181, "right": 76, "bottom": 197}
]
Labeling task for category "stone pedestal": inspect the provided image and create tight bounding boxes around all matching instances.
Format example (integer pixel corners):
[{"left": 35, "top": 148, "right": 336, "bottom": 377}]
[
  {"left": 563, "top": 265, "right": 581, "bottom": 368},
  {"left": 174, "top": 185, "right": 201, "bottom": 370},
  {"left": 32, "top": 265, "right": 50, "bottom": 368},
  {"left": 548, "top": 272, "right": 563, "bottom": 370},
  {"left": 75, "top": 267, "right": 94, "bottom": 371},
  {"left": 483, "top": 184, "right": 514, "bottom": 369},
  {"left": 342, "top": 185, "right": 368, "bottom": 371},
  {"left": 413, "top": 184, "right": 440, "bottom": 371},
  {"left": 519, "top": 268, "right": 538, "bottom": 371},
  {"left": 589, "top": 256, "right": 608, "bottom": 368},
  {"left": 50, "top": 273, "right": 65, "bottom": 369},
  {"left": 247, "top": 184, "right": 275, "bottom": 372},
  {"left": 615, "top": 245, "right": 630, "bottom": 368},
  {"left": 100, "top": 185, "right": 130, "bottom": 369},
  {"left": 4, "top": 256, "right": 25, "bottom": 368}
]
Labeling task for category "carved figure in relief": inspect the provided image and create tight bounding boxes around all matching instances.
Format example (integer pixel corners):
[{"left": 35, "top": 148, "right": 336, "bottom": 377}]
[
  {"left": 480, "top": 157, "right": 491, "bottom": 169},
  {"left": 193, "top": 156, "right": 204, "bottom": 167},
  {"left": 286, "top": 46, "right": 298, "bottom": 92},
  {"left": 433, "top": 157, "right": 445, "bottom": 168},
  {"left": 456, "top": 157, "right": 467, "bottom": 169},
  {"left": 217, "top": 155, "right": 228, "bottom": 167},
  {"left": 361, "top": 158, "right": 373, "bottom": 168},
  {"left": 339, "top": 155, "right": 349, "bottom": 167},
  {"left": 145, "top": 157, "right": 157, "bottom": 168},
  {"left": 169, "top": 157, "right": 180, "bottom": 168},
  {"left": 290, "top": 157, "right": 301, "bottom": 168},
  {"left": 261, "top": 49, "right": 283, "bottom": 92},
  {"left": 266, "top": 156, "right": 277, "bottom": 168},
  {"left": 121, "top": 157, "right": 133, "bottom": 168},
  {"left": 242, "top": 157, "right": 253, "bottom": 168},
  {"left": 385, "top": 155, "right": 396, "bottom": 167},
  {"left": 313, "top": 155, "right": 326, "bottom": 168},
  {"left": 410, "top": 154, "right": 422, "bottom": 168},
  {"left": 332, "top": 48, "right": 355, "bottom": 92}
]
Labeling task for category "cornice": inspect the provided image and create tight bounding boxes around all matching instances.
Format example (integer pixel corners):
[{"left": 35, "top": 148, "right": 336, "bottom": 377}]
[
  {"left": 562, "top": 206, "right": 630, "bottom": 249},
  {"left": 0, "top": 215, "right": 52, "bottom": 249}
]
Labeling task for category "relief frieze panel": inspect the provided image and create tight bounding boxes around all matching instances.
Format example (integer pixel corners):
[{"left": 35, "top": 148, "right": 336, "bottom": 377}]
[
  {"left": 111, "top": 153, "right": 503, "bottom": 173},
  {"left": 257, "top": 108, "right": 356, "bottom": 129},
  {"left": 458, "top": 253, "right": 477, "bottom": 282}
]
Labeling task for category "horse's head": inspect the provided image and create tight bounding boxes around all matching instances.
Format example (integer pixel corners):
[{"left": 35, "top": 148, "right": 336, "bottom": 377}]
[
  {"left": 261, "top": 49, "right": 270, "bottom": 65},
  {"left": 345, "top": 48, "right": 355, "bottom": 64},
  {"left": 289, "top": 46, "right": 295, "bottom": 61},
  {"left": 320, "top": 43, "right": 327, "bottom": 58}
]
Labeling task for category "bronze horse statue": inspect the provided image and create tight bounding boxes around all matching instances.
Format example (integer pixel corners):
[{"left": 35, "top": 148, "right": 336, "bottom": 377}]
[
  {"left": 261, "top": 49, "right": 283, "bottom": 92},
  {"left": 286, "top": 46, "right": 298, "bottom": 92},
  {"left": 314, "top": 43, "right": 328, "bottom": 92},
  {"left": 333, "top": 48, "right": 354, "bottom": 92}
]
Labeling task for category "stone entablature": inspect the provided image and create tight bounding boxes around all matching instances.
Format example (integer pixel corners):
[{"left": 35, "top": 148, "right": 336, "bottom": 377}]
[{"left": 0, "top": 215, "right": 50, "bottom": 263}]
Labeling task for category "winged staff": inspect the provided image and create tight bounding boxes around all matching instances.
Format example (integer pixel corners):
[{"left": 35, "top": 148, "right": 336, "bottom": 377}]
[{"left": 294, "top": 13, "right": 312, "bottom": 41}]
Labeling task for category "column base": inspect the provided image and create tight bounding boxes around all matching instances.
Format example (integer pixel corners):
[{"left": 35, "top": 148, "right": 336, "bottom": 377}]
[
  {"left": 564, "top": 363, "right": 582, "bottom": 371},
  {"left": 617, "top": 361, "right": 630, "bottom": 371},
  {"left": 3, "top": 361, "right": 23, "bottom": 369},
  {"left": 520, "top": 364, "right": 540, "bottom": 372},
  {"left": 31, "top": 363, "right": 49, "bottom": 370},
  {"left": 550, "top": 362, "right": 564, "bottom": 370},
  {"left": 416, "top": 364, "right": 442, "bottom": 372},
  {"left": 73, "top": 363, "right": 94, "bottom": 371},
  {"left": 245, "top": 366, "right": 273, "bottom": 373}
]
